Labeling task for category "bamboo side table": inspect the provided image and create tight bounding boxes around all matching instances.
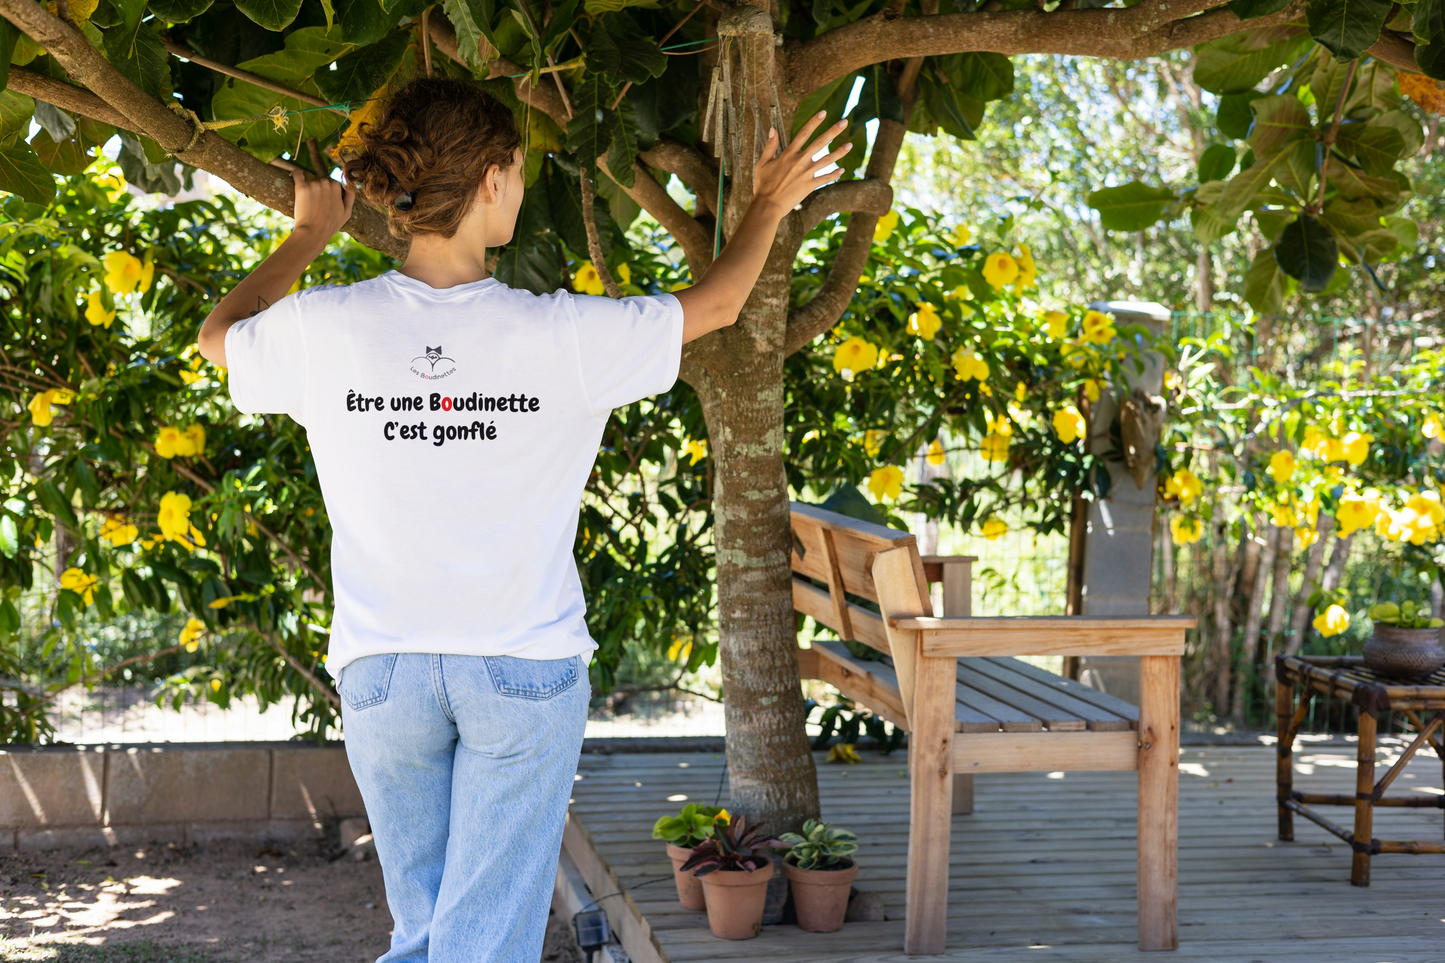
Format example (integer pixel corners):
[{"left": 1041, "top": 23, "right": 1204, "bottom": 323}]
[{"left": 1275, "top": 655, "right": 1445, "bottom": 886}]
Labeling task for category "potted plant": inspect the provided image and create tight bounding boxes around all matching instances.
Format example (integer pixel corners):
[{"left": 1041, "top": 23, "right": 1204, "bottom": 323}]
[
  {"left": 679, "top": 815, "right": 777, "bottom": 939},
  {"left": 778, "top": 819, "right": 860, "bottom": 933},
  {"left": 1364, "top": 600, "right": 1445, "bottom": 679},
  {"left": 651, "top": 803, "right": 728, "bottom": 911}
]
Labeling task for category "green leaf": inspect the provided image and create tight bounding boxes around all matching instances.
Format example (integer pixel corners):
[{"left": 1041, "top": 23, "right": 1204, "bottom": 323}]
[
  {"left": 0, "top": 598, "right": 18, "bottom": 635},
  {"left": 0, "top": 514, "right": 15, "bottom": 559},
  {"left": 587, "top": 20, "right": 665, "bottom": 86},
  {"left": 1274, "top": 214, "right": 1338, "bottom": 290},
  {"left": 212, "top": 28, "right": 351, "bottom": 162},
  {"left": 917, "top": 68, "right": 975, "bottom": 140},
  {"left": 0, "top": 142, "right": 54, "bottom": 205},
  {"left": 1198, "top": 143, "right": 1237, "bottom": 182},
  {"left": 1086, "top": 180, "right": 1176, "bottom": 231},
  {"left": 31, "top": 128, "right": 93, "bottom": 176},
  {"left": 1369, "top": 109, "right": 1424, "bottom": 158},
  {"left": 1272, "top": 138, "right": 1316, "bottom": 196},
  {"left": 234, "top": 0, "right": 304, "bottom": 31},
  {"left": 36, "top": 481, "right": 78, "bottom": 531},
  {"left": 99, "top": 19, "right": 169, "bottom": 97},
  {"left": 565, "top": 76, "right": 615, "bottom": 163},
  {"left": 1383, "top": 213, "right": 1418, "bottom": 250},
  {"left": 584, "top": 0, "right": 660, "bottom": 14},
  {"left": 849, "top": 63, "right": 905, "bottom": 126},
  {"left": 1229, "top": 0, "right": 1294, "bottom": 18},
  {"left": 0, "top": 18, "right": 19, "bottom": 93},
  {"left": 0, "top": 89, "right": 33, "bottom": 143},
  {"left": 1217, "top": 90, "right": 1265, "bottom": 139},
  {"left": 793, "top": 71, "right": 855, "bottom": 136},
  {"left": 1417, "top": 0, "right": 1445, "bottom": 79},
  {"left": 330, "top": 0, "right": 391, "bottom": 45},
  {"left": 606, "top": 97, "right": 638, "bottom": 188},
  {"left": 1246, "top": 94, "right": 1314, "bottom": 157},
  {"left": 1336, "top": 121, "right": 1406, "bottom": 174},
  {"left": 495, "top": 186, "right": 561, "bottom": 295},
  {"left": 146, "top": 0, "right": 214, "bottom": 22},
  {"left": 947, "top": 52, "right": 1013, "bottom": 103},
  {"left": 314, "top": 29, "right": 408, "bottom": 105},
  {"left": 1320, "top": 194, "right": 1384, "bottom": 238},
  {"left": 546, "top": 161, "right": 614, "bottom": 259},
  {"left": 1307, "top": 0, "right": 1394, "bottom": 61},
  {"left": 443, "top": 0, "right": 500, "bottom": 71},
  {"left": 1245, "top": 247, "right": 1286, "bottom": 313},
  {"left": 1216, "top": 149, "right": 1288, "bottom": 218},
  {"left": 1192, "top": 196, "right": 1239, "bottom": 242},
  {"left": 1193, "top": 27, "right": 1310, "bottom": 95},
  {"left": 1325, "top": 155, "right": 1400, "bottom": 202}
]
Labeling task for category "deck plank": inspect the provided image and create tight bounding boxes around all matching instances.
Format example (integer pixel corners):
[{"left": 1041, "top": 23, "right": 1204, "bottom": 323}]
[{"left": 566, "top": 744, "right": 1445, "bottom": 962}]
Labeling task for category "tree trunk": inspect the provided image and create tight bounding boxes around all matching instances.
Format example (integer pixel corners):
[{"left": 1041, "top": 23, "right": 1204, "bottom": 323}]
[
  {"left": 1232, "top": 519, "right": 1274, "bottom": 726},
  {"left": 1285, "top": 516, "right": 1333, "bottom": 657},
  {"left": 1194, "top": 247, "right": 1214, "bottom": 315},
  {"left": 1261, "top": 526, "right": 1293, "bottom": 692},
  {"left": 1211, "top": 523, "right": 1236, "bottom": 714}
]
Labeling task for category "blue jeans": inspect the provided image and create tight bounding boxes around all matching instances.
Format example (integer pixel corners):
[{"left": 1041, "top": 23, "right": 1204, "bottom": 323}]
[{"left": 339, "top": 652, "right": 590, "bottom": 963}]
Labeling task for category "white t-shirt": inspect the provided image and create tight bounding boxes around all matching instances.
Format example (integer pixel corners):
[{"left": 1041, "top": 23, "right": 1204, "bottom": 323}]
[{"left": 224, "top": 271, "right": 684, "bottom": 677}]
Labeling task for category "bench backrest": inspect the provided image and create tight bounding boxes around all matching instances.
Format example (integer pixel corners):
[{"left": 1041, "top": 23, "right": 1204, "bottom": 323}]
[{"left": 791, "top": 502, "right": 970, "bottom": 657}]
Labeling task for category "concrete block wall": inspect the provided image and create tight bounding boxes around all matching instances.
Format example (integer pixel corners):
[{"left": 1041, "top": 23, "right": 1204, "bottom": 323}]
[{"left": 0, "top": 742, "right": 365, "bottom": 851}]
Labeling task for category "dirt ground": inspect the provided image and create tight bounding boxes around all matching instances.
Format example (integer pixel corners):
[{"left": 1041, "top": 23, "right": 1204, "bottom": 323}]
[{"left": 0, "top": 840, "right": 583, "bottom": 962}]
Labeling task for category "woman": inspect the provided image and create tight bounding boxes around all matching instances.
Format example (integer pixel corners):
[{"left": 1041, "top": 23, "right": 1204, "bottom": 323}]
[{"left": 197, "top": 77, "right": 849, "bottom": 962}]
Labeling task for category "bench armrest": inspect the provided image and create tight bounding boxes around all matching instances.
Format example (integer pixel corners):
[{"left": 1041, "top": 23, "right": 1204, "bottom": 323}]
[{"left": 890, "top": 615, "right": 1197, "bottom": 657}]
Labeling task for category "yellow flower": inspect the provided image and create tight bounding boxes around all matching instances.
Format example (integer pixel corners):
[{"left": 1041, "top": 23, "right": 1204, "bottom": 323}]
[
  {"left": 1042, "top": 311, "right": 1068, "bottom": 340},
  {"left": 1079, "top": 310, "right": 1116, "bottom": 345},
  {"left": 616, "top": 263, "right": 631, "bottom": 285},
  {"left": 1267, "top": 498, "right": 1297, "bottom": 529},
  {"left": 179, "top": 617, "right": 206, "bottom": 653},
  {"left": 138, "top": 251, "right": 155, "bottom": 294},
  {"left": 102, "top": 250, "right": 145, "bottom": 295},
  {"left": 1053, "top": 406, "right": 1086, "bottom": 445},
  {"left": 862, "top": 430, "right": 887, "bottom": 456},
  {"left": 1424, "top": 414, "right": 1443, "bottom": 440},
  {"left": 574, "top": 262, "right": 605, "bottom": 296},
  {"left": 27, "top": 388, "right": 73, "bottom": 427},
  {"left": 981, "top": 516, "right": 1008, "bottom": 540},
  {"left": 873, "top": 210, "right": 899, "bottom": 242},
  {"left": 1267, "top": 450, "right": 1296, "bottom": 484},
  {"left": 92, "top": 167, "right": 127, "bottom": 202},
  {"left": 867, "top": 465, "right": 905, "bottom": 500},
  {"left": 670, "top": 280, "right": 692, "bottom": 292},
  {"left": 99, "top": 517, "right": 138, "bottom": 547},
  {"left": 926, "top": 439, "right": 946, "bottom": 465},
  {"left": 666, "top": 636, "right": 692, "bottom": 662},
  {"left": 982, "top": 252, "right": 1019, "bottom": 289},
  {"left": 1295, "top": 525, "right": 1319, "bottom": 548},
  {"left": 951, "top": 347, "right": 989, "bottom": 383},
  {"left": 1336, "top": 489, "right": 1383, "bottom": 537},
  {"left": 59, "top": 567, "right": 97, "bottom": 605},
  {"left": 907, "top": 302, "right": 942, "bottom": 340},
  {"left": 1341, "top": 432, "right": 1372, "bottom": 467},
  {"left": 1082, "top": 378, "right": 1101, "bottom": 403},
  {"left": 183, "top": 423, "right": 205, "bottom": 456},
  {"left": 715, "top": 809, "right": 730, "bottom": 825},
  {"left": 210, "top": 679, "right": 222, "bottom": 693},
  {"left": 1164, "top": 370, "right": 1183, "bottom": 392},
  {"left": 1165, "top": 468, "right": 1203, "bottom": 507},
  {"left": 1014, "top": 381, "right": 1027, "bottom": 402},
  {"left": 1313, "top": 604, "right": 1349, "bottom": 638},
  {"left": 980, "top": 432, "right": 1011, "bottom": 463},
  {"left": 833, "top": 336, "right": 879, "bottom": 375},
  {"left": 157, "top": 491, "right": 192, "bottom": 539},
  {"left": 827, "top": 743, "right": 862, "bottom": 764},
  {"left": 949, "top": 223, "right": 971, "bottom": 247},
  {"left": 681, "top": 439, "right": 707, "bottom": 465},
  {"left": 1169, "top": 515, "right": 1202, "bottom": 546},
  {"left": 154, "top": 426, "right": 185, "bottom": 459},
  {"left": 1015, "top": 244, "right": 1036, "bottom": 289},
  {"left": 85, "top": 290, "right": 115, "bottom": 328}
]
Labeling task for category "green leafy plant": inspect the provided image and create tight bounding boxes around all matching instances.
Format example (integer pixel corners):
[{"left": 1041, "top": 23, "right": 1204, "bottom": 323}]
[
  {"left": 779, "top": 819, "right": 859, "bottom": 871},
  {"left": 651, "top": 803, "right": 729, "bottom": 850},
  {"left": 1367, "top": 600, "right": 1444, "bottom": 629},
  {"left": 678, "top": 816, "right": 775, "bottom": 876},
  {"left": 805, "top": 695, "right": 906, "bottom": 755}
]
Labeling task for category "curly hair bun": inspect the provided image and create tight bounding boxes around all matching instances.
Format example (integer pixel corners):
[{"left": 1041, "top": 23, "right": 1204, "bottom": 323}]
[{"left": 341, "top": 78, "right": 522, "bottom": 241}]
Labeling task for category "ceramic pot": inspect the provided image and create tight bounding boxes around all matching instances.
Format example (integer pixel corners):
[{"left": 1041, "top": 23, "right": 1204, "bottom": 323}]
[
  {"left": 697, "top": 860, "right": 774, "bottom": 940},
  {"left": 783, "top": 859, "right": 859, "bottom": 933},
  {"left": 666, "top": 843, "right": 706, "bottom": 911},
  {"left": 1363, "top": 625, "right": 1445, "bottom": 680}
]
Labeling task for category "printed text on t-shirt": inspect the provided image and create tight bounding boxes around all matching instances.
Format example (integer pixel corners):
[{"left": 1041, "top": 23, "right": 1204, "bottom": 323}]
[{"left": 346, "top": 389, "right": 542, "bottom": 447}]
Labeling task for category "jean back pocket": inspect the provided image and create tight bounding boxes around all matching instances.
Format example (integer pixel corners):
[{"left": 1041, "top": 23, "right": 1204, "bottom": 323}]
[
  {"left": 483, "top": 655, "right": 580, "bottom": 700},
  {"left": 338, "top": 653, "right": 398, "bottom": 710}
]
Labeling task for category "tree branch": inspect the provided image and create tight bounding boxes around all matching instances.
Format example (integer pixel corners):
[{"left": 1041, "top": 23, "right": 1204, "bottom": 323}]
[
  {"left": 795, "top": 177, "right": 893, "bottom": 235},
  {"left": 426, "top": 14, "right": 570, "bottom": 122},
  {"left": 785, "top": 0, "right": 1301, "bottom": 101},
  {"left": 264, "top": 631, "right": 340, "bottom": 709},
  {"left": 639, "top": 137, "right": 719, "bottom": 215},
  {"left": 1368, "top": 29, "right": 1420, "bottom": 72},
  {"left": 0, "top": 0, "right": 405, "bottom": 258},
  {"left": 603, "top": 158, "right": 715, "bottom": 278},
  {"left": 580, "top": 164, "right": 623, "bottom": 297},
  {"left": 8, "top": 67, "right": 131, "bottom": 129},
  {"left": 163, "top": 41, "right": 344, "bottom": 113}
]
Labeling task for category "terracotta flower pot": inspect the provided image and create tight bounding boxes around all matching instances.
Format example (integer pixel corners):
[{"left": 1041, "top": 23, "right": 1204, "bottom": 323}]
[
  {"left": 666, "top": 843, "right": 706, "bottom": 911},
  {"left": 1363, "top": 625, "right": 1445, "bottom": 680},
  {"left": 783, "top": 859, "right": 859, "bottom": 933},
  {"left": 698, "top": 860, "right": 774, "bottom": 940}
]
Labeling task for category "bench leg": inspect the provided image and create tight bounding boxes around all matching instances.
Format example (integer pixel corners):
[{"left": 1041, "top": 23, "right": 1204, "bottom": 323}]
[
  {"left": 1352, "top": 709, "right": 1377, "bottom": 887},
  {"left": 904, "top": 654, "right": 956, "bottom": 955},
  {"left": 1137, "top": 655, "right": 1179, "bottom": 951},
  {"left": 952, "top": 773, "right": 974, "bottom": 815},
  {"left": 1276, "top": 678, "right": 1294, "bottom": 841}
]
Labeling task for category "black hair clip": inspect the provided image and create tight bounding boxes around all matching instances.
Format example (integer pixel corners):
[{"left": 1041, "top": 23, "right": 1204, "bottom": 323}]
[{"left": 394, "top": 190, "right": 416, "bottom": 211}]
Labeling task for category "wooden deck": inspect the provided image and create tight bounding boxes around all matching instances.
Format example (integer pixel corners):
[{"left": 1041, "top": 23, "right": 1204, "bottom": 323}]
[{"left": 565, "top": 742, "right": 1445, "bottom": 962}]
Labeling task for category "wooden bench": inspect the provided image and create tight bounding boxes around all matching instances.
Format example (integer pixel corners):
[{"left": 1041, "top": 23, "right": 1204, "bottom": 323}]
[{"left": 790, "top": 502, "right": 1195, "bottom": 954}]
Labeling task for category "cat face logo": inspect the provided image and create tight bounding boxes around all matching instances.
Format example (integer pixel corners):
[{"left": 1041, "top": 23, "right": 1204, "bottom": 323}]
[{"left": 409, "top": 345, "right": 457, "bottom": 381}]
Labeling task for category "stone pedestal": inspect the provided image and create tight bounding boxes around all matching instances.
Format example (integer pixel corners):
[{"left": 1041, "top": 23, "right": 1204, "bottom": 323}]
[{"left": 1078, "top": 302, "right": 1171, "bottom": 706}]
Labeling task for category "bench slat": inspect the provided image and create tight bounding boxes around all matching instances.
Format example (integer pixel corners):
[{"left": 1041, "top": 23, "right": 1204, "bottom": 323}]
[
  {"left": 982, "top": 655, "right": 1140, "bottom": 725},
  {"left": 956, "top": 661, "right": 1086, "bottom": 731},
  {"left": 793, "top": 577, "right": 891, "bottom": 655},
  {"left": 807, "top": 640, "right": 998, "bottom": 733},
  {"left": 964, "top": 658, "right": 1135, "bottom": 731}
]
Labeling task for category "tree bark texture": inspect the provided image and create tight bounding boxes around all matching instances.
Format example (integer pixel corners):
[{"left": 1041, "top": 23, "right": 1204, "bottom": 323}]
[
  {"left": 1261, "top": 526, "right": 1293, "bottom": 692},
  {"left": 1233, "top": 521, "right": 1274, "bottom": 726}
]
